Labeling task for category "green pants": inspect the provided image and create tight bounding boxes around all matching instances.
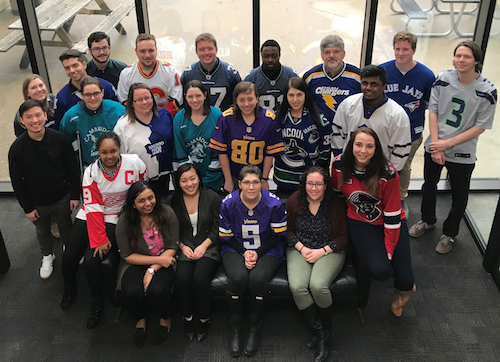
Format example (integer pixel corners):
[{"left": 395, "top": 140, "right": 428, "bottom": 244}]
[{"left": 286, "top": 247, "right": 346, "bottom": 311}]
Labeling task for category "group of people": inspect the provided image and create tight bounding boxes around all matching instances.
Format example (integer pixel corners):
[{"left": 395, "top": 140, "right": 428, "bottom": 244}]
[{"left": 7, "top": 26, "right": 496, "bottom": 360}]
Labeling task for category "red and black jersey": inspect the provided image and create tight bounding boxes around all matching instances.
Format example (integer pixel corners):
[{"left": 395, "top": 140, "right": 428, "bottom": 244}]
[{"left": 331, "top": 155, "right": 404, "bottom": 254}]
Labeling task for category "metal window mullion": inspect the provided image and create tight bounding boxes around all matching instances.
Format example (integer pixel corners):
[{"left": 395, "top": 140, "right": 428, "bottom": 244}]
[
  {"left": 134, "top": 0, "right": 150, "bottom": 34},
  {"left": 252, "top": 0, "right": 260, "bottom": 69},
  {"left": 360, "top": 0, "right": 378, "bottom": 68}
]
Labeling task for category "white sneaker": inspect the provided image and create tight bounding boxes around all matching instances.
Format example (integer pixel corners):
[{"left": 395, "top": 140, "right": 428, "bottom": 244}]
[{"left": 40, "top": 253, "right": 55, "bottom": 279}]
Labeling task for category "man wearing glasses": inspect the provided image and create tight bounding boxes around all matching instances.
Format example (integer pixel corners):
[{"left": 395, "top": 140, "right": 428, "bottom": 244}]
[{"left": 86, "top": 32, "right": 127, "bottom": 88}]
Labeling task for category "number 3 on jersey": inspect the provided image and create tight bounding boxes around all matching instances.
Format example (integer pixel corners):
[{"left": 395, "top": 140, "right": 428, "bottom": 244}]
[
  {"left": 231, "top": 140, "right": 265, "bottom": 165},
  {"left": 446, "top": 97, "right": 465, "bottom": 128},
  {"left": 242, "top": 224, "right": 261, "bottom": 249}
]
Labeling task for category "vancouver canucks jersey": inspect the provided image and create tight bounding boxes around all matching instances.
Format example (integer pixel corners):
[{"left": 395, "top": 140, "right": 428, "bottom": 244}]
[
  {"left": 424, "top": 69, "right": 497, "bottom": 164},
  {"left": 274, "top": 108, "right": 332, "bottom": 190},
  {"left": 113, "top": 107, "right": 174, "bottom": 180},
  {"left": 244, "top": 65, "right": 298, "bottom": 115},
  {"left": 208, "top": 107, "right": 285, "bottom": 177},
  {"left": 381, "top": 60, "right": 435, "bottom": 141},
  {"left": 303, "top": 62, "right": 361, "bottom": 123},
  {"left": 219, "top": 189, "right": 287, "bottom": 261},
  {"left": 181, "top": 58, "right": 241, "bottom": 111}
]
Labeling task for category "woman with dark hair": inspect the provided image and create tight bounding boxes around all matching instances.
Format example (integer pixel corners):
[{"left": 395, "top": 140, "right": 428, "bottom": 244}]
[
  {"left": 219, "top": 165, "right": 287, "bottom": 357},
  {"left": 14, "top": 75, "right": 58, "bottom": 136},
  {"left": 173, "top": 80, "right": 223, "bottom": 191},
  {"left": 331, "top": 128, "right": 415, "bottom": 317},
  {"left": 60, "top": 132, "right": 147, "bottom": 328},
  {"left": 167, "top": 163, "right": 221, "bottom": 342},
  {"left": 114, "top": 83, "right": 174, "bottom": 199},
  {"left": 285, "top": 166, "right": 348, "bottom": 362},
  {"left": 116, "top": 181, "right": 178, "bottom": 348},
  {"left": 208, "top": 81, "right": 285, "bottom": 193},
  {"left": 60, "top": 77, "right": 125, "bottom": 168},
  {"left": 274, "top": 77, "right": 333, "bottom": 194}
]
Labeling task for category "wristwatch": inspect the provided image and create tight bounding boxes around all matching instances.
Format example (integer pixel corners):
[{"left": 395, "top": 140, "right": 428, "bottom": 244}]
[
  {"left": 323, "top": 247, "right": 329, "bottom": 256},
  {"left": 147, "top": 267, "right": 155, "bottom": 275}
]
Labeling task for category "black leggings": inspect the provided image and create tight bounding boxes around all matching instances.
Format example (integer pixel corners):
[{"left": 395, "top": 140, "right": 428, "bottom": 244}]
[
  {"left": 222, "top": 252, "right": 280, "bottom": 297},
  {"left": 175, "top": 257, "right": 219, "bottom": 319},
  {"left": 121, "top": 265, "right": 175, "bottom": 322},
  {"left": 62, "top": 219, "right": 119, "bottom": 301}
]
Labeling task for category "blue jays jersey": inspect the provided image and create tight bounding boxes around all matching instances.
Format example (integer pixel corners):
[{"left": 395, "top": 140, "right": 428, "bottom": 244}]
[
  {"left": 219, "top": 189, "right": 287, "bottom": 261},
  {"left": 244, "top": 65, "right": 298, "bottom": 115},
  {"left": 274, "top": 108, "right": 332, "bottom": 190},
  {"left": 181, "top": 58, "right": 242, "bottom": 111},
  {"left": 303, "top": 62, "right": 361, "bottom": 123},
  {"left": 114, "top": 107, "right": 174, "bottom": 179},
  {"left": 381, "top": 60, "right": 435, "bottom": 141}
]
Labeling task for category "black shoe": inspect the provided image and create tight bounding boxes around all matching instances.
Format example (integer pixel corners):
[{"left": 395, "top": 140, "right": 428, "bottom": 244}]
[
  {"left": 300, "top": 305, "right": 322, "bottom": 349},
  {"left": 229, "top": 323, "right": 241, "bottom": 357},
  {"left": 133, "top": 328, "right": 146, "bottom": 348},
  {"left": 86, "top": 300, "right": 104, "bottom": 329},
  {"left": 315, "top": 307, "right": 332, "bottom": 362},
  {"left": 244, "top": 319, "right": 262, "bottom": 356},
  {"left": 183, "top": 318, "right": 195, "bottom": 341},
  {"left": 60, "top": 282, "right": 77, "bottom": 311},
  {"left": 155, "top": 325, "right": 170, "bottom": 346},
  {"left": 196, "top": 319, "right": 210, "bottom": 342}
]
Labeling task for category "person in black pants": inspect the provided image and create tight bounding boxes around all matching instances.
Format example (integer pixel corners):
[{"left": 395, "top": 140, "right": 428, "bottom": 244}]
[
  {"left": 219, "top": 165, "right": 287, "bottom": 357},
  {"left": 168, "top": 164, "right": 221, "bottom": 343},
  {"left": 116, "top": 181, "right": 178, "bottom": 348},
  {"left": 8, "top": 99, "right": 80, "bottom": 280}
]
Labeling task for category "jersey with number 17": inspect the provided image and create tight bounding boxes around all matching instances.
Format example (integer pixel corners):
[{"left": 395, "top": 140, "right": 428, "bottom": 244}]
[{"left": 219, "top": 189, "right": 287, "bottom": 261}]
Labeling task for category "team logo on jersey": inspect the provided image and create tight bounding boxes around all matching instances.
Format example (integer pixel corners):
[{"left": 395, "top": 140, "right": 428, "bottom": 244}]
[
  {"left": 308, "top": 129, "right": 320, "bottom": 144},
  {"left": 150, "top": 87, "right": 167, "bottom": 108},
  {"left": 321, "top": 94, "right": 338, "bottom": 112},
  {"left": 285, "top": 139, "right": 308, "bottom": 158},
  {"left": 146, "top": 141, "right": 165, "bottom": 157},
  {"left": 404, "top": 100, "right": 420, "bottom": 113},
  {"left": 348, "top": 191, "right": 381, "bottom": 222},
  {"left": 187, "top": 137, "right": 208, "bottom": 163},
  {"left": 85, "top": 126, "right": 109, "bottom": 157}
]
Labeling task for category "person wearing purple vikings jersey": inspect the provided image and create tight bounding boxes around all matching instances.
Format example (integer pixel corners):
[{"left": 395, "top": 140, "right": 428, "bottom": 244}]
[
  {"left": 208, "top": 81, "right": 285, "bottom": 193},
  {"left": 219, "top": 165, "right": 287, "bottom": 357}
]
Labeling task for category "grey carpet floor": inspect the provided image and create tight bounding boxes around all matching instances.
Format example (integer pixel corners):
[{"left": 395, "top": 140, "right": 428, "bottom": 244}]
[{"left": 1, "top": 194, "right": 499, "bottom": 362}]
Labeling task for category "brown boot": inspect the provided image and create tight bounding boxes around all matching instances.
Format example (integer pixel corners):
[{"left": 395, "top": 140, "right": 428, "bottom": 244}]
[{"left": 391, "top": 284, "right": 416, "bottom": 317}]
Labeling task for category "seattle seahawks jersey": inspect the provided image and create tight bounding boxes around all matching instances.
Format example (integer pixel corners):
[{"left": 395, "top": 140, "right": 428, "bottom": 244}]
[
  {"left": 303, "top": 62, "right": 361, "bottom": 123},
  {"left": 381, "top": 60, "right": 435, "bottom": 141},
  {"left": 219, "top": 189, "right": 287, "bottom": 261},
  {"left": 181, "top": 58, "right": 241, "bottom": 111},
  {"left": 244, "top": 65, "right": 298, "bottom": 114},
  {"left": 331, "top": 155, "right": 403, "bottom": 255},
  {"left": 424, "top": 69, "right": 497, "bottom": 164},
  {"left": 60, "top": 100, "right": 126, "bottom": 167},
  {"left": 118, "top": 60, "right": 183, "bottom": 116},
  {"left": 208, "top": 107, "right": 285, "bottom": 177},
  {"left": 114, "top": 107, "right": 174, "bottom": 181},
  {"left": 274, "top": 108, "right": 332, "bottom": 190},
  {"left": 332, "top": 94, "right": 411, "bottom": 171}
]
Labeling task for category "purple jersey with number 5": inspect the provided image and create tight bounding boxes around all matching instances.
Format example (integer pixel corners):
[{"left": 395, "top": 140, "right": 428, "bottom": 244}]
[
  {"left": 208, "top": 107, "right": 285, "bottom": 178},
  {"left": 219, "top": 189, "right": 287, "bottom": 261}
]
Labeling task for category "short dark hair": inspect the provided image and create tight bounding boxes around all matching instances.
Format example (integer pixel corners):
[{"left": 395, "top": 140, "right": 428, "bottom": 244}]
[
  {"left": 360, "top": 64, "right": 387, "bottom": 85},
  {"left": 239, "top": 165, "right": 262, "bottom": 181},
  {"left": 454, "top": 40, "right": 483, "bottom": 73},
  {"left": 88, "top": 31, "right": 110, "bottom": 48},
  {"left": 95, "top": 131, "right": 121, "bottom": 151},
  {"left": 195, "top": 33, "right": 217, "bottom": 49},
  {"left": 173, "top": 163, "right": 204, "bottom": 195},
  {"left": 59, "top": 49, "right": 86, "bottom": 63},
  {"left": 80, "top": 76, "right": 103, "bottom": 93},
  {"left": 183, "top": 80, "right": 211, "bottom": 118},
  {"left": 18, "top": 99, "right": 44, "bottom": 118},
  {"left": 261, "top": 39, "right": 280, "bottom": 54}
]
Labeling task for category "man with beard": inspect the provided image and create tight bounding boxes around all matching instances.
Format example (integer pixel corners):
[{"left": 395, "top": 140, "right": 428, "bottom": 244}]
[{"left": 86, "top": 32, "right": 127, "bottom": 88}]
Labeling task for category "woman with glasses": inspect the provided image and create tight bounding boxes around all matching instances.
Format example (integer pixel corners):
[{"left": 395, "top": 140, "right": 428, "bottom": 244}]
[
  {"left": 274, "top": 77, "right": 333, "bottom": 196},
  {"left": 114, "top": 83, "right": 174, "bottom": 199},
  {"left": 285, "top": 166, "right": 348, "bottom": 362},
  {"left": 219, "top": 165, "right": 287, "bottom": 357},
  {"left": 331, "top": 128, "right": 415, "bottom": 317},
  {"left": 173, "top": 80, "right": 223, "bottom": 191},
  {"left": 60, "top": 77, "right": 125, "bottom": 168},
  {"left": 14, "top": 74, "right": 58, "bottom": 136}
]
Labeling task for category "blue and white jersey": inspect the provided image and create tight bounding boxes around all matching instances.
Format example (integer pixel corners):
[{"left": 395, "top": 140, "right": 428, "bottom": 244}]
[
  {"left": 114, "top": 107, "right": 174, "bottom": 180},
  {"left": 303, "top": 62, "right": 361, "bottom": 123},
  {"left": 244, "top": 65, "right": 298, "bottom": 115},
  {"left": 381, "top": 60, "right": 435, "bottom": 141},
  {"left": 219, "top": 189, "right": 287, "bottom": 262},
  {"left": 181, "top": 58, "right": 241, "bottom": 111}
]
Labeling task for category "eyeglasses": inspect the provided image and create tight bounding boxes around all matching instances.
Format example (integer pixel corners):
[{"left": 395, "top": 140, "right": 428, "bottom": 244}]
[
  {"left": 322, "top": 49, "right": 343, "bottom": 56},
  {"left": 240, "top": 180, "right": 261, "bottom": 187},
  {"left": 91, "top": 46, "right": 110, "bottom": 53},
  {"left": 133, "top": 96, "right": 152, "bottom": 103},
  {"left": 305, "top": 182, "right": 326, "bottom": 189},
  {"left": 82, "top": 91, "right": 103, "bottom": 99}
]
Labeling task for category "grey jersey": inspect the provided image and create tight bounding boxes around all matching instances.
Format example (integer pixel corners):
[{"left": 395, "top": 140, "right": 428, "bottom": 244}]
[{"left": 425, "top": 69, "right": 497, "bottom": 164}]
